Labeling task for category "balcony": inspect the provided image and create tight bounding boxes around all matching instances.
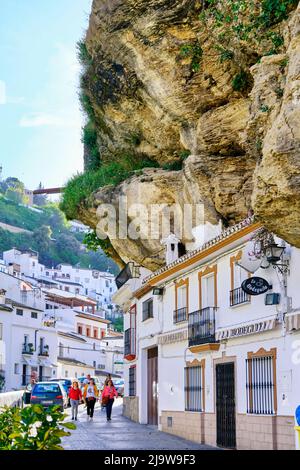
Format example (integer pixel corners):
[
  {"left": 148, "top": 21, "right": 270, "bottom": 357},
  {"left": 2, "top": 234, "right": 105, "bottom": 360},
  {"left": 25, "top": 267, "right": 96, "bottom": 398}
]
[
  {"left": 188, "top": 307, "right": 220, "bottom": 353},
  {"left": 173, "top": 307, "right": 187, "bottom": 324},
  {"left": 22, "top": 343, "right": 34, "bottom": 355},
  {"left": 124, "top": 328, "right": 136, "bottom": 361},
  {"left": 230, "top": 287, "right": 250, "bottom": 307},
  {"left": 38, "top": 345, "right": 49, "bottom": 357}
]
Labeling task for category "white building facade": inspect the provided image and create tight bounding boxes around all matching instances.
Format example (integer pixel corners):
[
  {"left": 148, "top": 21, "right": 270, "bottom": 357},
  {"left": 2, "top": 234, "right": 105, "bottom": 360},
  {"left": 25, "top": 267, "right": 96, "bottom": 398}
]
[
  {"left": 3, "top": 250, "right": 117, "bottom": 315},
  {"left": 120, "top": 219, "right": 300, "bottom": 450},
  {"left": 0, "top": 273, "right": 57, "bottom": 391}
]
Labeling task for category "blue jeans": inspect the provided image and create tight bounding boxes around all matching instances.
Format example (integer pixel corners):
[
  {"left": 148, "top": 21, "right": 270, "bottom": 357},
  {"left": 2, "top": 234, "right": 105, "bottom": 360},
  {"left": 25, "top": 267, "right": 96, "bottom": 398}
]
[
  {"left": 106, "top": 398, "right": 114, "bottom": 420},
  {"left": 70, "top": 399, "right": 79, "bottom": 419}
]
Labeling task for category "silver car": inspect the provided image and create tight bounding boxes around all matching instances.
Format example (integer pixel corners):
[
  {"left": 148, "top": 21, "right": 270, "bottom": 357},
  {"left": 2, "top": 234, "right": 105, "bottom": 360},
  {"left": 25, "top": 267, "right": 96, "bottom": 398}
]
[{"left": 30, "top": 381, "right": 68, "bottom": 411}]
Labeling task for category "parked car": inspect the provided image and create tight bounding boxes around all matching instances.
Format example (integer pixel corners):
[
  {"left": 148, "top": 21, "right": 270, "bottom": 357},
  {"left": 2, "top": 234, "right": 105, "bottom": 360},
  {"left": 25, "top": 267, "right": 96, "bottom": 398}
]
[
  {"left": 30, "top": 382, "right": 68, "bottom": 411},
  {"left": 113, "top": 379, "right": 124, "bottom": 397},
  {"left": 78, "top": 376, "right": 102, "bottom": 390},
  {"left": 49, "top": 378, "right": 72, "bottom": 405}
]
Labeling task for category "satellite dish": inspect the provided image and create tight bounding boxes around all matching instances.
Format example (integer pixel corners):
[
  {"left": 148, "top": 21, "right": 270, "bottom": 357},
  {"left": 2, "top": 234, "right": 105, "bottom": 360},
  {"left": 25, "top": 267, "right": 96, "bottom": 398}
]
[{"left": 237, "top": 241, "right": 262, "bottom": 273}]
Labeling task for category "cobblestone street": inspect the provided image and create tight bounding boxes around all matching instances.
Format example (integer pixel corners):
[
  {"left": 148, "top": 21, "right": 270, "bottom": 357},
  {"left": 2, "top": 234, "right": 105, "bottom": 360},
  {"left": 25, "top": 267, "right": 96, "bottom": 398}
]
[{"left": 62, "top": 399, "right": 216, "bottom": 451}]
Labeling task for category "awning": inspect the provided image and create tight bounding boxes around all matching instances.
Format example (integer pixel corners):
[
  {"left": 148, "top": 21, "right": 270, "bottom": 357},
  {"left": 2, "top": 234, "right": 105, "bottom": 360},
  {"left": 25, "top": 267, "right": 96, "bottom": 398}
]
[
  {"left": 23, "top": 357, "right": 39, "bottom": 367},
  {"left": 38, "top": 357, "right": 56, "bottom": 368},
  {"left": 286, "top": 312, "right": 300, "bottom": 332}
]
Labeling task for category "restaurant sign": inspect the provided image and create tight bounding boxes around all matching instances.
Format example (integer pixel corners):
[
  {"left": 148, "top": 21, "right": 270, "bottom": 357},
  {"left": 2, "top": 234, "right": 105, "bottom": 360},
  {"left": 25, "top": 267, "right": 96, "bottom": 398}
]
[
  {"left": 158, "top": 329, "right": 188, "bottom": 345},
  {"left": 216, "top": 318, "right": 276, "bottom": 341},
  {"left": 241, "top": 276, "right": 270, "bottom": 296}
]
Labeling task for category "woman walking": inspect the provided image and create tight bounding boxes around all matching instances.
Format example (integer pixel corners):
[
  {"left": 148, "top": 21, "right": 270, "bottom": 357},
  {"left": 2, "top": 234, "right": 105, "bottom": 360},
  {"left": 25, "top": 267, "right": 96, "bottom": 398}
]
[
  {"left": 101, "top": 379, "right": 118, "bottom": 422},
  {"left": 69, "top": 380, "right": 82, "bottom": 421},
  {"left": 83, "top": 378, "right": 99, "bottom": 420}
]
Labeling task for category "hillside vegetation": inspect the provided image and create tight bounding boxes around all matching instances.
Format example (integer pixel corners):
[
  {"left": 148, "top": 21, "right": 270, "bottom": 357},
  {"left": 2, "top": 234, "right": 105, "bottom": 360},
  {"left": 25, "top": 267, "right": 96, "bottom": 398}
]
[{"left": 0, "top": 194, "right": 118, "bottom": 274}]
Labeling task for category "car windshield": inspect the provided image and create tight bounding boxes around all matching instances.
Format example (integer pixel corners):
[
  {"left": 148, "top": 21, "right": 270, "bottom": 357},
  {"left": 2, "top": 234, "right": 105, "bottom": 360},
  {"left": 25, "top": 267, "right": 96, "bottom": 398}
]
[
  {"left": 59, "top": 380, "right": 71, "bottom": 386},
  {"left": 33, "top": 383, "right": 61, "bottom": 394}
]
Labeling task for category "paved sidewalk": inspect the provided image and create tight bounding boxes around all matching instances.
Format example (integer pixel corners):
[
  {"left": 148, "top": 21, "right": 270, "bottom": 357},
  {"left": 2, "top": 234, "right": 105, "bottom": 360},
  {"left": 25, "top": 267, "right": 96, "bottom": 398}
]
[{"left": 62, "top": 399, "right": 216, "bottom": 450}]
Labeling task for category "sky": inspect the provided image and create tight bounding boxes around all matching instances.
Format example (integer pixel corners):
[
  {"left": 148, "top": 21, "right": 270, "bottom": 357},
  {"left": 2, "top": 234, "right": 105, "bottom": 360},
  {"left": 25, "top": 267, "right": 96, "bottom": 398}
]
[{"left": 0, "top": 0, "right": 93, "bottom": 190}]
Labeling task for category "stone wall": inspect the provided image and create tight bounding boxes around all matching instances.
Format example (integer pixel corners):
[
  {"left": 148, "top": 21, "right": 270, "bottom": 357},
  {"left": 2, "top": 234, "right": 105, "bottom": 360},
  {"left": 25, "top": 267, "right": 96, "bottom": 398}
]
[
  {"left": 161, "top": 411, "right": 215, "bottom": 446},
  {"left": 236, "top": 414, "right": 295, "bottom": 450},
  {"left": 0, "top": 390, "right": 24, "bottom": 409},
  {"left": 161, "top": 411, "right": 295, "bottom": 450},
  {"left": 123, "top": 396, "right": 139, "bottom": 423}
]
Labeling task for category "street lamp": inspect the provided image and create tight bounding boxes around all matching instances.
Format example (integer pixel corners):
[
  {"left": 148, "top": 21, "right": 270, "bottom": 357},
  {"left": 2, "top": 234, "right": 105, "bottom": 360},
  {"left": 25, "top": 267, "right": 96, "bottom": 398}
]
[
  {"left": 265, "top": 243, "right": 285, "bottom": 264},
  {"left": 264, "top": 242, "right": 289, "bottom": 275}
]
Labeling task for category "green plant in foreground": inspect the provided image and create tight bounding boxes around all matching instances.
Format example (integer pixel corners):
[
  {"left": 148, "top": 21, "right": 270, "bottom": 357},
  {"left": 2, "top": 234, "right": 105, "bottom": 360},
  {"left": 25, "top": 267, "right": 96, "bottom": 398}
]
[{"left": 0, "top": 404, "right": 75, "bottom": 450}]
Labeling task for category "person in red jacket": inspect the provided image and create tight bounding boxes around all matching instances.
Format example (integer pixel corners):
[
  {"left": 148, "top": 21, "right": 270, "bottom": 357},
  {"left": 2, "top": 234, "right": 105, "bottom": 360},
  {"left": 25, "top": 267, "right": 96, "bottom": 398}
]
[
  {"left": 69, "top": 380, "right": 82, "bottom": 421},
  {"left": 101, "top": 379, "right": 118, "bottom": 421}
]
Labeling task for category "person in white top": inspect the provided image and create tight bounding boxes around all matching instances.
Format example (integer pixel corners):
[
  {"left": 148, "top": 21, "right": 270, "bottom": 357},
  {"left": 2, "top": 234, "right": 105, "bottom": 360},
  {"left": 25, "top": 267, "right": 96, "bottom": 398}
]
[{"left": 83, "top": 378, "right": 98, "bottom": 420}]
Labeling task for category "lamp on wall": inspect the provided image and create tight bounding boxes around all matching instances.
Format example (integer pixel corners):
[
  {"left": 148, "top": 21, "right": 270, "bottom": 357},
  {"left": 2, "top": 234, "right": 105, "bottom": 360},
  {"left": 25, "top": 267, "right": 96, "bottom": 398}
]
[
  {"left": 152, "top": 287, "right": 164, "bottom": 296},
  {"left": 264, "top": 242, "right": 289, "bottom": 275}
]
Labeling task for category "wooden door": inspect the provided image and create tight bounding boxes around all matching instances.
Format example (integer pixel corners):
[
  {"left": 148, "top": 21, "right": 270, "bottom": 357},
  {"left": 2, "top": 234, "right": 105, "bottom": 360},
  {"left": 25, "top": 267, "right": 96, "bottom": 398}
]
[{"left": 147, "top": 347, "right": 158, "bottom": 425}]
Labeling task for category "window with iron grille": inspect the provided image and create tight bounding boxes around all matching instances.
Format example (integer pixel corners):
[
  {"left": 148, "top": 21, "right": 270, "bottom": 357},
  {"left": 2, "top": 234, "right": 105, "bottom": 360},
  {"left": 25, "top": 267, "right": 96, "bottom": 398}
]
[
  {"left": 142, "top": 298, "right": 153, "bottom": 321},
  {"left": 185, "top": 365, "right": 203, "bottom": 412},
  {"left": 129, "top": 367, "right": 136, "bottom": 396},
  {"left": 246, "top": 354, "right": 276, "bottom": 415}
]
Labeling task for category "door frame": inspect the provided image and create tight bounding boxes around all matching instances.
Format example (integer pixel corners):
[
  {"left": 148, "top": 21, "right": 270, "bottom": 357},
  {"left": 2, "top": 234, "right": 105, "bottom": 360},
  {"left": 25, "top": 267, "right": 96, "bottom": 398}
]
[
  {"left": 147, "top": 346, "right": 158, "bottom": 426},
  {"left": 214, "top": 355, "right": 237, "bottom": 448}
]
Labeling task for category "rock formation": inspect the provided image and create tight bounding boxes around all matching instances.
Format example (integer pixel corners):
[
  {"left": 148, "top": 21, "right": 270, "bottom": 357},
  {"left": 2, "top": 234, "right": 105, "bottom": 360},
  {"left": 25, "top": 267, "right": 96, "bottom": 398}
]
[{"left": 65, "top": 0, "right": 300, "bottom": 269}]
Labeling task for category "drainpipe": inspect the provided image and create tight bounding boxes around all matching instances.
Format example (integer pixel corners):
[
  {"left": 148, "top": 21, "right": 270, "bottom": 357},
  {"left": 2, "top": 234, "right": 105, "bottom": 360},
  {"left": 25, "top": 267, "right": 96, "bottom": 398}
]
[{"left": 34, "top": 330, "right": 39, "bottom": 352}]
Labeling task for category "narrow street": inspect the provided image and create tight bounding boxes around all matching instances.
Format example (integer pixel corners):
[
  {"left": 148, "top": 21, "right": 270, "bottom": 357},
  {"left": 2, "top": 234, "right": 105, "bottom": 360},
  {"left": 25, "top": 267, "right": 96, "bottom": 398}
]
[{"left": 62, "top": 399, "right": 216, "bottom": 451}]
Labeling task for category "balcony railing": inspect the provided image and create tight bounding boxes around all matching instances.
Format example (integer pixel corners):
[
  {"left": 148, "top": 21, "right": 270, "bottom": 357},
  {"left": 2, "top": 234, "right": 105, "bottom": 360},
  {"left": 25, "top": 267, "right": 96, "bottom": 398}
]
[
  {"left": 38, "top": 346, "right": 49, "bottom": 356},
  {"left": 230, "top": 287, "right": 250, "bottom": 307},
  {"left": 188, "top": 307, "right": 218, "bottom": 346},
  {"left": 124, "top": 328, "right": 136, "bottom": 357},
  {"left": 173, "top": 307, "right": 187, "bottom": 324},
  {"left": 22, "top": 343, "right": 34, "bottom": 355}
]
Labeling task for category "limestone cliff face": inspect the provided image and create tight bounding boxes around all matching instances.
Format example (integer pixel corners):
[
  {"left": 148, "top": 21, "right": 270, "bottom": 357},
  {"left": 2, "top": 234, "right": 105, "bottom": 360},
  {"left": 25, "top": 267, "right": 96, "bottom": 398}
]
[{"left": 75, "top": 0, "right": 300, "bottom": 269}]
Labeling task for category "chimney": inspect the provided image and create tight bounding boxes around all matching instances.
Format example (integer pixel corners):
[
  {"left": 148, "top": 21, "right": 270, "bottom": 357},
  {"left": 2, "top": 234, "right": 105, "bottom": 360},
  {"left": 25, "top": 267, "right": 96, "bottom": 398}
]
[
  {"left": 161, "top": 233, "right": 181, "bottom": 265},
  {"left": 0, "top": 289, "right": 6, "bottom": 305}
]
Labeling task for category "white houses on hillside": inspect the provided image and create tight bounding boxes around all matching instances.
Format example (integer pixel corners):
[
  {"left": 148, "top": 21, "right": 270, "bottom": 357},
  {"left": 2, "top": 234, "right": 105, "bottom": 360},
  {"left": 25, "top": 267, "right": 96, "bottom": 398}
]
[
  {"left": 116, "top": 218, "right": 300, "bottom": 450},
  {"left": 0, "top": 272, "right": 57, "bottom": 391},
  {"left": 42, "top": 288, "right": 115, "bottom": 381},
  {"left": 0, "top": 266, "right": 123, "bottom": 392},
  {"left": 3, "top": 249, "right": 117, "bottom": 315}
]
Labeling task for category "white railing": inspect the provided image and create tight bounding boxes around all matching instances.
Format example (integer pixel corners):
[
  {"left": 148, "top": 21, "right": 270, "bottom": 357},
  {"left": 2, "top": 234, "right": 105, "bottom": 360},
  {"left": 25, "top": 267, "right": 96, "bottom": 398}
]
[{"left": 0, "top": 390, "right": 24, "bottom": 409}]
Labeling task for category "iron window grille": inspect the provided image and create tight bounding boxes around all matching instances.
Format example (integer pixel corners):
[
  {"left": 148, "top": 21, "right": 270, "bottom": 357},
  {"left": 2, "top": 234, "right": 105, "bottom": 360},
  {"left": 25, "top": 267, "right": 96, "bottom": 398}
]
[
  {"left": 246, "top": 355, "right": 276, "bottom": 415},
  {"left": 185, "top": 365, "right": 203, "bottom": 412},
  {"left": 142, "top": 298, "right": 153, "bottom": 321},
  {"left": 129, "top": 367, "right": 136, "bottom": 397},
  {"left": 230, "top": 287, "right": 250, "bottom": 306},
  {"left": 124, "top": 328, "right": 136, "bottom": 356},
  {"left": 173, "top": 307, "right": 187, "bottom": 324}
]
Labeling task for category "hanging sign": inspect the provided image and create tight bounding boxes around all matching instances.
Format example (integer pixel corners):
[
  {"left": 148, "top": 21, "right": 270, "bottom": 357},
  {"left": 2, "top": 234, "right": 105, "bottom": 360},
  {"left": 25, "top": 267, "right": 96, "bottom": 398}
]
[{"left": 241, "top": 277, "right": 270, "bottom": 296}]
